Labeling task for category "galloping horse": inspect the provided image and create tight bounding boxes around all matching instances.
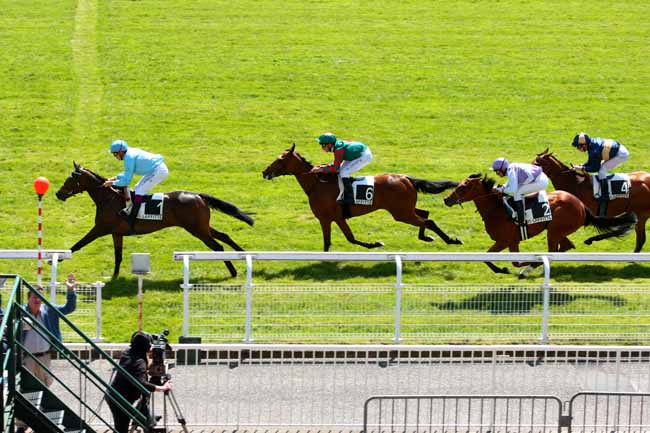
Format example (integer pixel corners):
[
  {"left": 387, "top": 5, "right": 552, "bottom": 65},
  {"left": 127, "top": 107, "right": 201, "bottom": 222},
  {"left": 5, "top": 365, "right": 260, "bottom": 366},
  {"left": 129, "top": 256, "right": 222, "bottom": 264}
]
[
  {"left": 444, "top": 174, "right": 636, "bottom": 276},
  {"left": 262, "top": 144, "right": 462, "bottom": 250},
  {"left": 533, "top": 149, "right": 650, "bottom": 252},
  {"left": 56, "top": 162, "right": 254, "bottom": 278}
]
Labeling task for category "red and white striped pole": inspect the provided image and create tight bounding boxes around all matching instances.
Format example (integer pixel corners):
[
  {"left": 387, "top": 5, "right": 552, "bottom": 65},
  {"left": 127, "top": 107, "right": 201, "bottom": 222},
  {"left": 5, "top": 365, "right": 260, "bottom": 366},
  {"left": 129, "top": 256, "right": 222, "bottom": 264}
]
[{"left": 34, "top": 176, "right": 50, "bottom": 288}]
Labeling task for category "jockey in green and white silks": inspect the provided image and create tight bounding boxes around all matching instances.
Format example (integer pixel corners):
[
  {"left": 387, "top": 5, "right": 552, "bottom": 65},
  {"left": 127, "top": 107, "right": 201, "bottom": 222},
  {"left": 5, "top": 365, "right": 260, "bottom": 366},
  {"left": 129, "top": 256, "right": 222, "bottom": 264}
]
[
  {"left": 310, "top": 132, "right": 373, "bottom": 204},
  {"left": 491, "top": 158, "right": 549, "bottom": 225},
  {"left": 102, "top": 140, "right": 168, "bottom": 230}
]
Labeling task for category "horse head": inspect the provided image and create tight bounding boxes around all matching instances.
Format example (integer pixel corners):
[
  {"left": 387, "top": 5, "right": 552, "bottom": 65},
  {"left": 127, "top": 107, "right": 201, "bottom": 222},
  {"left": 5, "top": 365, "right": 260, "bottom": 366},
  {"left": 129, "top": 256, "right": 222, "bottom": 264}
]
[
  {"left": 532, "top": 149, "right": 572, "bottom": 176},
  {"left": 55, "top": 162, "right": 104, "bottom": 201},
  {"left": 444, "top": 173, "right": 495, "bottom": 206},
  {"left": 262, "top": 143, "right": 313, "bottom": 180}
]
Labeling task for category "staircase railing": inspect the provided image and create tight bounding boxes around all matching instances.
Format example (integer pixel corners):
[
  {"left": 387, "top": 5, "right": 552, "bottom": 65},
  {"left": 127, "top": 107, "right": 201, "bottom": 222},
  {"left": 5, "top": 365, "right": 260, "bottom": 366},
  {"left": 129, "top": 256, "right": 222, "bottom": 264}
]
[{"left": 0, "top": 274, "right": 153, "bottom": 432}]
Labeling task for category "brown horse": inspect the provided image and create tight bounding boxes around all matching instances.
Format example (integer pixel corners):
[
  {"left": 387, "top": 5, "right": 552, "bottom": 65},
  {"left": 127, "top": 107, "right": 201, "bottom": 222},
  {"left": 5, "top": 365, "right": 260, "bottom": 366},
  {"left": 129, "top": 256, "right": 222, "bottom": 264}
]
[
  {"left": 443, "top": 174, "right": 636, "bottom": 276},
  {"left": 262, "top": 144, "right": 462, "bottom": 250},
  {"left": 533, "top": 149, "right": 650, "bottom": 252},
  {"left": 55, "top": 162, "right": 254, "bottom": 278}
]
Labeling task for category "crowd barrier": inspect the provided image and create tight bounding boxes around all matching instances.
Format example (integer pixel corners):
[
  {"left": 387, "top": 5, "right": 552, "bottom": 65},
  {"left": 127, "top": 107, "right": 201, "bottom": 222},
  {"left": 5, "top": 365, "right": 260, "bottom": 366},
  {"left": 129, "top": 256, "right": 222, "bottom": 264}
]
[{"left": 174, "top": 252, "right": 650, "bottom": 344}]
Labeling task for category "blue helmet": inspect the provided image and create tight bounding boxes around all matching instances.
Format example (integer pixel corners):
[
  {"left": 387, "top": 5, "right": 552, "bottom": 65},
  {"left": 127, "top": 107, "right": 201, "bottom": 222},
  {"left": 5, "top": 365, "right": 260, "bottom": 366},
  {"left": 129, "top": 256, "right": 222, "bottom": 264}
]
[
  {"left": 109, "top": 139, "right": 128, "bottom": 153},
  {"left": 490, "top": 157, "right": 509, "bottom": 173},
  {"left": 572, "top": 132, "right": 590, "bottom": 148},
  {"left": 317, "top": 132, "right": 337, "bottom": 146}
]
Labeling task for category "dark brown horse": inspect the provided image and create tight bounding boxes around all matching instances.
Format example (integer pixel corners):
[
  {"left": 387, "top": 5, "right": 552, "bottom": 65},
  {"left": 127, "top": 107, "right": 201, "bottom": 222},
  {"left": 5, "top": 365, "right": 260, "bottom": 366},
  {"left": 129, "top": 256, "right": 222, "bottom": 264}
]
[
  {"left": 55, "top": 162, "right": 254, "bottom": 278},
  {"left": 262, "top": 144, "right": 462, "bottom": 250},
  {"left": 533, "top": 149, "right": 650, "bottom": 252},
  {"left": 443, "top": 174, "right": 636, "bottom": 276}
]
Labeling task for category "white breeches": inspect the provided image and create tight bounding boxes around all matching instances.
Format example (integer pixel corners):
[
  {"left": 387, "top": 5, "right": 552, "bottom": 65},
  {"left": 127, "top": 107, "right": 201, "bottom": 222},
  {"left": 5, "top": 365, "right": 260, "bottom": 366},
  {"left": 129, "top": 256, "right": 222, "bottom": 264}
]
[
  {"left": 598, "top": 145, "right": 629, "bottom": 179},
  {"left": 339, "top": 149, "right": 372, "bottom": 178},
  {"left": 513, "top": 173, "right": 549, "bottom": 201},
  {"left": 134, "top": 162, "right": 169, "bottom": 195}
]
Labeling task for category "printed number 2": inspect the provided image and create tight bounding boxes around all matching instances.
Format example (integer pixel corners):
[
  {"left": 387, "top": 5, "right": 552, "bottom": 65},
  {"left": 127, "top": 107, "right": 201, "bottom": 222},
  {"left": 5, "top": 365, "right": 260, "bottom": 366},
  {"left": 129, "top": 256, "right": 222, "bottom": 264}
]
[
  {"left": 542, "top": 203, "right": 551, "bottom": 217},
  {"left": 365, "top": 187, "right": 374, "bottom": 201}
]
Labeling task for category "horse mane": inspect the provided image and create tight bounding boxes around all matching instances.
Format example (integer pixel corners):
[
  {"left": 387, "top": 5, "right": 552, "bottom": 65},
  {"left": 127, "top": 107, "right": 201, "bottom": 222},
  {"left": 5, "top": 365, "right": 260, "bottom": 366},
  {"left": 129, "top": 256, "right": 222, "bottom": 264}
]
[
  {"left": 293, "top": 151, "right": 314, "bottom": 170},
  {"left": 80, "top": 166, "right": 107, "bottom": 183},
  {"left": 481, "top": 174, "right": 497, "bottom": 190}
]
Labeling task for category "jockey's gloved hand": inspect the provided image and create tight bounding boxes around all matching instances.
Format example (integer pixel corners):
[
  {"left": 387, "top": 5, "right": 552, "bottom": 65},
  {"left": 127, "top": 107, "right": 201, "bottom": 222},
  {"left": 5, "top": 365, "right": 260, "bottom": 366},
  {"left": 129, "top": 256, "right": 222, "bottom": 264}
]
[{"left": 495, "top": 185, "right": 504, "bottom": 193}]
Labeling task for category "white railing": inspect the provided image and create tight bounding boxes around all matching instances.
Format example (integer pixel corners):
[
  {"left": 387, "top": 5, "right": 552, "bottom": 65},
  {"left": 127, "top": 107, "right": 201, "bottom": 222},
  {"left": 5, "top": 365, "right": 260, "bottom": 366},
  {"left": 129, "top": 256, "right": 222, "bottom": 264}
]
[
  {"left": 173, "top": 252, "right": 650, "bottom": 344},
  {"left": 0, "top": 249, "right": 72, "bottom": 300}
]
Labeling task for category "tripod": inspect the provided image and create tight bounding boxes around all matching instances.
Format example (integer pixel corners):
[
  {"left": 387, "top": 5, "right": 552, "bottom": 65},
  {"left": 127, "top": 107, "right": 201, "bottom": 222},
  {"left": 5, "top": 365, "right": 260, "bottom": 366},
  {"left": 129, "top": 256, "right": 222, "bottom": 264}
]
[{"left": 149, "top": 374, "right": 189, "bottom": 433}]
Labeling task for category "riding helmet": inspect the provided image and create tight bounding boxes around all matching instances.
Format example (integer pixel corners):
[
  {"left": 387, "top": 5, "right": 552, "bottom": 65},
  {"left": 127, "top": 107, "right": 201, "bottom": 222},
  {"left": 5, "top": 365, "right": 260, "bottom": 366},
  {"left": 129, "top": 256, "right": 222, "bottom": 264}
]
[
  {"left": 109, "top": 139, "right": 129, "bottom": 153},
  {"left": 317, "top": 132, "right": 337, "bottom": 146},
  {"left": 572, "top": 132, "right": 590, "bottom": 148},
  {"left": 490, "top": 157, "right": 509, "bottom": 173}
]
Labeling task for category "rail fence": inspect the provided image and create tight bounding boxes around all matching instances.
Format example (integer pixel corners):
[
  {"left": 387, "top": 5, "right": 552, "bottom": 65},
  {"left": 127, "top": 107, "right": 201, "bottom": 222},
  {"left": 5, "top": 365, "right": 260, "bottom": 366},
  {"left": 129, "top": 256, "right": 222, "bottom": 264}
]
[
  {"left": 174, "top": 252, "right": 650, "bottom": 344},
  {"left": 52, "top": 344, "right": 650, "bottom": 430}
]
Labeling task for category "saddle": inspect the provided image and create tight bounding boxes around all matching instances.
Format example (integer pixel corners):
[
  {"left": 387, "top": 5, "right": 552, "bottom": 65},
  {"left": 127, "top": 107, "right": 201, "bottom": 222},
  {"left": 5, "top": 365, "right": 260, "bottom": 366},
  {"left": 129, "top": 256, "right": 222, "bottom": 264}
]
[
  {"left": 127, "top": 191, "right": 165, "bottom": 221},
  {"left": 348, "top": 176, "right": 375, "bottom": 205},
  {"left": 504, "top": 191, "right": 552, "bottom": 226}
]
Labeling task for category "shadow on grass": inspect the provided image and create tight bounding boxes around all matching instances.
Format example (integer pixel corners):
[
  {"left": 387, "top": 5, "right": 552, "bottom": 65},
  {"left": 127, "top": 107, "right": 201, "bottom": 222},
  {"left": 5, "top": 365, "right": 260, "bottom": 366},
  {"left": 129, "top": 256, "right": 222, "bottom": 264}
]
[
  {"left": 432, "top": 290, "right": 626, "bottom": 314},
  {"left": 254, "top": 261, "right": 397, "bottom": 281},
  {"left": 550, "top": 263, "right": 650, "bottom": 282},
  {"left": 100, "top": 275, "right": 235, "bottom": 299}
]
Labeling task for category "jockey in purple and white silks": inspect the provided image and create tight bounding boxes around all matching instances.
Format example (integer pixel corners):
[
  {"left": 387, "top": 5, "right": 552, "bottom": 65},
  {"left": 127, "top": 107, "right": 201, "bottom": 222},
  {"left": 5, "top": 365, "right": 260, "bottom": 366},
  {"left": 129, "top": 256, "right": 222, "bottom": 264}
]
[{"left": 491, "top": 158, "right": 549, "bottom": 225}]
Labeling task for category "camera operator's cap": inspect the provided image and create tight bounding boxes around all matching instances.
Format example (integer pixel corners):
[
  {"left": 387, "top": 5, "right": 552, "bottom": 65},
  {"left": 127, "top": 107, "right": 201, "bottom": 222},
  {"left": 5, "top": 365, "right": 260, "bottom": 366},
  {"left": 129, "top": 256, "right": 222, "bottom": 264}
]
[{"left": 130, "top": 331, "right": 152, "bottom": 353}]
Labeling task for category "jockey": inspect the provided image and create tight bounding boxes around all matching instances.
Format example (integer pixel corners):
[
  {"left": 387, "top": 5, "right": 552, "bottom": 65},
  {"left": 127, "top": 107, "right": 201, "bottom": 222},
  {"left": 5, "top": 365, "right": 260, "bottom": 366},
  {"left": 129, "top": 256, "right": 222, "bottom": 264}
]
[
  {"left": 102, "top": 140, "right": 168, "bottom": 231},
  {"left": 310, "top": 132, "right": 372, "bottom": 204},
  {"left": 491, "top": 157, "right": 549, "bottom": 225},
  {"left": 572, "top": 132, "right": 629, "bottom": 204}
]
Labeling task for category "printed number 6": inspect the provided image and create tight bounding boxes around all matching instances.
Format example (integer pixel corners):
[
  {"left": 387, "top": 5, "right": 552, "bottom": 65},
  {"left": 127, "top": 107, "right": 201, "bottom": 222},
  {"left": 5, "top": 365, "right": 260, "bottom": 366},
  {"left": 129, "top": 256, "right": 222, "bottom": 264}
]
[{"left": 365, "top": 187, "right": 374, "bottom": 201}]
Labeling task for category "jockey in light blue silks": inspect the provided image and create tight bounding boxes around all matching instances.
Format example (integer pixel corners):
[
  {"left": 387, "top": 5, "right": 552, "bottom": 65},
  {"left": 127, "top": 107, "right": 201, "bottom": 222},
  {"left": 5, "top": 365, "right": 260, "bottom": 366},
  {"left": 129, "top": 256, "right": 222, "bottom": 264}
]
[
  {"left": 102, "top": 140, "right": 168, "bottom": 231},
  {"left": 491, "top": 157, "right": 549, "bottom": 225},
  {"left": 572, "top": 132, "right": 630, "bottom": 214}
]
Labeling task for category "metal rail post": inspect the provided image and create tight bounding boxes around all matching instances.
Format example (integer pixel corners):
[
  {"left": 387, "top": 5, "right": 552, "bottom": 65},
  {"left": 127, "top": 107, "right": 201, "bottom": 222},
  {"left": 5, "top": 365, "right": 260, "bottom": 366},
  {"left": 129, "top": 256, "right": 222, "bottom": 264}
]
[
  {"left": 94, "top": 281, "right": 104, "bottom": 342},
  {"left": 540, "top": 255, "right": 552, "bottom": 344},
  {"left": 49, "top": 252, "right": 59, "bottom": 301},
  {"left": 393, "top": 255, "right": 403, "bottom": 344},
  {"left": 244, "top": 254, "right": 254, "bottom": 343},
  {"left": 181, "top": 255, "right": 191, "bottom": 337}
]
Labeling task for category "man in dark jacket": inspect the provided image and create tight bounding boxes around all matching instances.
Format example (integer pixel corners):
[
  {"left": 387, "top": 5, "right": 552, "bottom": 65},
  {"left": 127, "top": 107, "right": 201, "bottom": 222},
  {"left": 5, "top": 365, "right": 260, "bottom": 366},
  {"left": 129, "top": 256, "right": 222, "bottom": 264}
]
[{"left": 108, "top": 331, "right": 172, "bottom": 433}]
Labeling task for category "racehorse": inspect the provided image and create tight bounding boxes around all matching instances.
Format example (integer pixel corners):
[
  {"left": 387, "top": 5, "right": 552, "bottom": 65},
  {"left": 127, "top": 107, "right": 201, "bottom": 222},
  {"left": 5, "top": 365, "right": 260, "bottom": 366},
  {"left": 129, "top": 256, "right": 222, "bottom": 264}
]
[
  {"left": 262, "top": 144, "right": 462, "bottom": 250},
  {"left": 55, "top": 162, "right": 254, "bottom": 278},
  {"left": 533, "top": 149, "right": 650, "bottom": 252},
  {"left": 443, "top": 174, "right": 636, "bottom": 276}
]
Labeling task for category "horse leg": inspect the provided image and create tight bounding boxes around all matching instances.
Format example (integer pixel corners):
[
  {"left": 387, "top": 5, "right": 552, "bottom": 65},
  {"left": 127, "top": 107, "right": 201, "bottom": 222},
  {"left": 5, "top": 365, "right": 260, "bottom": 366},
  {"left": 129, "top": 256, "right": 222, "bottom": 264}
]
[
  {"left": 425, "top": 219, "right": 463, "bottom": 245},
  {"left": 334, "top": 218, "right": 384, "bottom": 249},
  {"left": 634, "top": 216, "right": 648, "bottom": 252},
  {"left": 414, "top": 209, "right": 434, "bottom": 242},
  {"left": 210, "top": 227, "right": 244, "bottom": 251},
  {"left": 319, "top": 219, "right": 333, "bottom": 251},
  {"left": 398, "top": 208, "right": 462, "bottom": 245},
  {"left": 186, "top": 228, "right": 237, "bottom": 277},
  {"left": 559, "top": 237, "right": 576, "bottom": 252},
  {"left": 484, "top": 242, "right": 511, "bottom": 274},
  {"left": 112, "top": 234, "right": 124, "bottom": 278},
  {"left": 70, "top": 226, "right": 110, "bottom": 253}
]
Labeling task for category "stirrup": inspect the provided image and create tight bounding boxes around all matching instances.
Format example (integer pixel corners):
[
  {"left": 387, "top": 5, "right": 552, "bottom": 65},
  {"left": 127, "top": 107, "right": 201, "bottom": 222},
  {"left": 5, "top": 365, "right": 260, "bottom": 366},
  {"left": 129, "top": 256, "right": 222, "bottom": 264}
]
[{"left": 119, "top": 204, "right": 132, "bottom": 218}]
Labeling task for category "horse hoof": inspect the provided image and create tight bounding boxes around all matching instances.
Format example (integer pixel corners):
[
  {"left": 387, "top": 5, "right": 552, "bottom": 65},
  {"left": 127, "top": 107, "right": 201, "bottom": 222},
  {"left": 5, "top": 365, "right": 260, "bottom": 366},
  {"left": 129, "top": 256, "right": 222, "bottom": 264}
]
[
  {"left": 584, "top": 239, "right": 593, "bottom": 245},
  {"left": 374, "top": 241, "right": 384, "bottom": 248},
  {"left": 500, "top": 267, "right": 510, "bottom": 274},
  {"left": 453, "top": 238, "right": 463, "bottom": 245},
  {"left": 518, "top": 273, "right": 526, "bottom": 280},
  {"left": 420, "top": 235, "right": 435, "bottom": 242}
]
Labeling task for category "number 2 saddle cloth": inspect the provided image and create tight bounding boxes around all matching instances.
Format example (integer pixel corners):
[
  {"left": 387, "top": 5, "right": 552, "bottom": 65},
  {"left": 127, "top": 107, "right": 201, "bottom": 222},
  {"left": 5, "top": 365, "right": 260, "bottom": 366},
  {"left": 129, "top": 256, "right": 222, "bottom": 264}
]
[
  {"left": 350, "top": 176, "right": 375, "bottom": 206},
  {"left": 505, "top": 191, "right": 552, "bottom": 225},
  {"left": 591, "top": 173, "right": 631, "bottom": 200}
]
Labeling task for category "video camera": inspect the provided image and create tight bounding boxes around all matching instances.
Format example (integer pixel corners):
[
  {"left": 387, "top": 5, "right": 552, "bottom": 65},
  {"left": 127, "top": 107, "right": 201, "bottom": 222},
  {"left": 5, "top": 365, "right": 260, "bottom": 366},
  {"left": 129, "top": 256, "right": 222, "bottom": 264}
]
[{"left": 147, "top": 329, "right": 174, "bottom": 379}]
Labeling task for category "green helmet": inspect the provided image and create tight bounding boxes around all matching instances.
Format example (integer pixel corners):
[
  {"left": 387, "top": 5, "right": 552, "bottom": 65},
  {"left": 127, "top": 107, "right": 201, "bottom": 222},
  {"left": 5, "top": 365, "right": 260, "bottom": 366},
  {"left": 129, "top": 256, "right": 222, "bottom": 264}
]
[{"left": 317, "top": 132, "right": 337, "bottom": 146}]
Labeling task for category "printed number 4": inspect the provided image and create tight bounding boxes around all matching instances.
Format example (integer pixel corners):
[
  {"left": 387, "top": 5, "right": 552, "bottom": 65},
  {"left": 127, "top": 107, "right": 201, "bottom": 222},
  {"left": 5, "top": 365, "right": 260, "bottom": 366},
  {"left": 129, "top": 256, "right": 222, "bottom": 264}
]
[{"left": 621, "top": 182, "right": 629, "bottom": 193}]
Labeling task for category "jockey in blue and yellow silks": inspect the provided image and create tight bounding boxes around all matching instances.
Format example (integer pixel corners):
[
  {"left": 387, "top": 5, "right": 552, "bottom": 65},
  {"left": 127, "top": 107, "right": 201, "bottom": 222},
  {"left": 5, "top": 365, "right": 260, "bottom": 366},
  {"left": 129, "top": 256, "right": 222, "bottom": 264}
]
[
  {"left": 572, "top": 132, "right": 630, "bottom": 205},
  {"left": 310, "top": 132, "right": 373, "bottom": 204},
  {"left": 102, "top": 140, "right": 168, "bottom": 231}
]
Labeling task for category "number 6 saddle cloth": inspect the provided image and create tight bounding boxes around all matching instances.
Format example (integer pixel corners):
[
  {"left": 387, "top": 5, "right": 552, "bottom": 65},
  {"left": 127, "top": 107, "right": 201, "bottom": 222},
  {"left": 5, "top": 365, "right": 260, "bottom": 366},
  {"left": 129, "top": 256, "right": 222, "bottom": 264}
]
[
  {"left": 591, "top": 173, "right": 631, "bottom": 200},
  {"left": 350, "top": 176, "right": 375, "bottom": 205},
  {"left": 505, "top": 191, "right": 552, "bottom": 225}
]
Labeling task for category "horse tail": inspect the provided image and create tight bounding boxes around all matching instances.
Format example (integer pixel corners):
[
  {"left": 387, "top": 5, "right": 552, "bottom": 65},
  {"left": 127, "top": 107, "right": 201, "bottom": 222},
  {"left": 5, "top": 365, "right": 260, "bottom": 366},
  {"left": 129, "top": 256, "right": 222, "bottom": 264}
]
[
  {"left": 407, "top": 177, "right": 459, "bottom": 194},
  {"left": 199, "top": 194, "right": 254, "bottom": 226},
  {"left": 583, "top": 210, "right": 637, "bottom": 242}
]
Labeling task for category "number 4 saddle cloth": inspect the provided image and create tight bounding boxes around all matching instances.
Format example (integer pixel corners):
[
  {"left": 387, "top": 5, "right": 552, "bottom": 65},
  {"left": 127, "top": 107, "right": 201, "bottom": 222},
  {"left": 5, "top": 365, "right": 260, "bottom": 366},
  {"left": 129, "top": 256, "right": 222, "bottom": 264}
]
[
  {"left": 350, "top": 176, "right": 375, "bottom": 205},
  {"left": 591, "top": 173, "right": 631, "bottom": 200},
  {"left": 505, "top": 191, "right": 552, "bottom": 225}
]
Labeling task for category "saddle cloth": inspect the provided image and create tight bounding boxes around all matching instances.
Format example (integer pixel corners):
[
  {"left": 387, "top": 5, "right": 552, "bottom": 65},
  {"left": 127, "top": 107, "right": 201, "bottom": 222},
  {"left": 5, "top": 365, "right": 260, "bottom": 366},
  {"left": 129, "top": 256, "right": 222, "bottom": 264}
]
[
  {"left": 136, "top": 192, "right": 164, "bottom": 220},
  {"left": 506, "top": 191, "right": 552, "bottom": 225},
  {"left": 591, "top": 173, "right": 631, "bottom": 199},
  {"left": 351, "top": 176, "right": 375, "bottom": 205}
]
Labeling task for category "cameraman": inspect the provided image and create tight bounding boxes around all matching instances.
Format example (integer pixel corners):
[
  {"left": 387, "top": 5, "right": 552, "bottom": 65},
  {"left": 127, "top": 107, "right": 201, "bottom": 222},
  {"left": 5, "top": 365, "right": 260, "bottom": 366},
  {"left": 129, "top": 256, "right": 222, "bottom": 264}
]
[{"left": 108, "top": 331, "right": 172, "bottom": 433}]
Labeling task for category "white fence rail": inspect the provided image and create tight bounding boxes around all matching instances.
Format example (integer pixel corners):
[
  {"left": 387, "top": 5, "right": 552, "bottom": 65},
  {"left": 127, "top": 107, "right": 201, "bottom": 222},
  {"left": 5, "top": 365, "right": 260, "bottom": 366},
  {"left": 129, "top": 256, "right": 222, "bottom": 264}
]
[
  {"left": 57, "top": 344, "right": 650, "bottom": 430},
  {"left": 0, "top": 249, "right": 72, "bottom": 298},
  {"left": 174, "top": 252, "right": 650, "bottom": 344}
]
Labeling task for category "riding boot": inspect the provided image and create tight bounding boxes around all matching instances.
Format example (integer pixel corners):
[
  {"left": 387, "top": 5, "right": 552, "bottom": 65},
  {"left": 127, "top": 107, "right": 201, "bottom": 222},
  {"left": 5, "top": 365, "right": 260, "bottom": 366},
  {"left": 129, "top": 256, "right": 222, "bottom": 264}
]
[
  {"left": 119, "top": 201, "right": 133, "bottom": 218},
  {"left": 343, "top": 178, "right": 354, "bottom": 204},
  {"left": 514, "top": 199, "right": 526, "bottom": 226},
  {"left": 598, "top": 178, "right": 609, "bottom": 217},
  {"left": 128, "top": 202, "right": 141, "bottom": 234}
]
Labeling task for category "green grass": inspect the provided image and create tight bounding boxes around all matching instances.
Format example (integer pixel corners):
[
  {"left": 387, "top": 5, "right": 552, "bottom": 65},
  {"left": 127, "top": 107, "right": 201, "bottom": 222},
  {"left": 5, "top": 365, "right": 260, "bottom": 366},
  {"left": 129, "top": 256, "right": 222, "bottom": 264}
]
[{"left": 1, "top": 0, "right": 650, "bottom": 342}]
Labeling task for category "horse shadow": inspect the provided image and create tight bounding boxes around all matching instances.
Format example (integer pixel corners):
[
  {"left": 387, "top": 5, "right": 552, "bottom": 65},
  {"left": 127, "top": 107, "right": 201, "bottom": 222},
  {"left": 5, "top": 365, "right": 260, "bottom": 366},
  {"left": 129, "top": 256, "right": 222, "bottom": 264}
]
[
  {"left": 431, "top": 288, "right": 626, "bottom": 314},
  {"left": 255, "top": 262, "right": 397, "bottom": 281},
  {"left": 100, "top": 276, "right": 235, "bottom": 300},
  {"left": 550, "top": 263, "right": 650, "bottom": 282}
]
